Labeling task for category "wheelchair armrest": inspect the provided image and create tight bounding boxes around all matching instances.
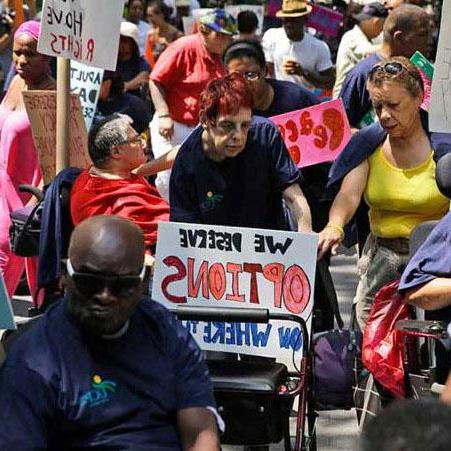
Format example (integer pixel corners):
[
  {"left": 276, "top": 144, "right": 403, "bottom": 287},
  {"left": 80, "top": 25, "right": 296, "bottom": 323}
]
[
  {"left": 395, "top": 319, "right": 448, "bottom": 338},
  {"left": 19, "top": 184, "right": 44, "bottom": 201},
  {"left": 176, "top": 306, "right": 270, "bottom": 323}
]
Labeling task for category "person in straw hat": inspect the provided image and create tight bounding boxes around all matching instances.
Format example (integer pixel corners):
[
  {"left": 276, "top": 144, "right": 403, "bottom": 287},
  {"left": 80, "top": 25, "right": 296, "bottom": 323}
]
[{"left": 261, "top": 0, "right": 335, "bottom": 93}]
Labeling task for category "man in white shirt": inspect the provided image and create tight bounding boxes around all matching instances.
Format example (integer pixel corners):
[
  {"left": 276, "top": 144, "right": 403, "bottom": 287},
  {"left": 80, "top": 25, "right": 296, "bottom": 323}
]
[
  {"left": 332, "top": 2, "right": 388, "bottom": 99},
  {"left": 261, "top": 0, "right": 334, "bottom": 91}
]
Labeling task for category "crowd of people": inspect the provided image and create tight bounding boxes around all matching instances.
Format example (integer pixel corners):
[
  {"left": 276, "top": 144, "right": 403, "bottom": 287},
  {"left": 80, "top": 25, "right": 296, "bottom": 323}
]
[{"left": 0, "top": 0, "right": 450, "bottom": 449}]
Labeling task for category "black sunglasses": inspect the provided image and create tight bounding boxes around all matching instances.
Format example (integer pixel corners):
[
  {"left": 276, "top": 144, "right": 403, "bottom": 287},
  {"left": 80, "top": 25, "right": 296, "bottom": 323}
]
[
  {"left": 66, "top": 259, "right": 146, "bottom": 297},
  {"left": 368, "top": 62, "right": 409, "bottom": 80}
]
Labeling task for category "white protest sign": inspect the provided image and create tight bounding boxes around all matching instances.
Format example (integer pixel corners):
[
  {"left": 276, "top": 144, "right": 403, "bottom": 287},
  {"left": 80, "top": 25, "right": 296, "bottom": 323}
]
[
  {"left": 429, "top": 0, "right": 451, "bottom": 132},
  {"left": 70, "top": 61, "right": 104, "bottom": 131},
  {"left": 38, "top": 0, "right": 124, "bottom": 70},
  {"left": 152, "top": 222, "right": 317, "bottom": 369},
  {"left": 225, "top": 5, "right": 265, "bottom": 35}
]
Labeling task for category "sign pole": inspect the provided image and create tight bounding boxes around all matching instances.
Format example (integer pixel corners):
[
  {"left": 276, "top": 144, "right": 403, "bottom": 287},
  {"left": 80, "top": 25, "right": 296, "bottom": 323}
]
[
  {"left": 13, "top": 0, "right": 25, "bottom": 27},
  {"left": 56, "top": 57, "right": 71, "bottom": 173}
]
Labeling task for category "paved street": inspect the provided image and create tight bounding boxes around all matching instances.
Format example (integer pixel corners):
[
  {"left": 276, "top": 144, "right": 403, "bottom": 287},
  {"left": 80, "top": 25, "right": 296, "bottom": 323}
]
[{"left": 9, "top": 253, "right": 360, "bottom": 450}]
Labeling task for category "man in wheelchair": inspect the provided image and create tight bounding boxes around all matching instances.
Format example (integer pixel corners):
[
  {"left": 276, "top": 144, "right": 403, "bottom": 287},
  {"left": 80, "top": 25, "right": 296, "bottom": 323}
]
[
  {"left": 0, "top": 216, "right": 221, "bottom": 449},
  {"left": 70, "top": 113, "right": 169, "bottom": 257}
]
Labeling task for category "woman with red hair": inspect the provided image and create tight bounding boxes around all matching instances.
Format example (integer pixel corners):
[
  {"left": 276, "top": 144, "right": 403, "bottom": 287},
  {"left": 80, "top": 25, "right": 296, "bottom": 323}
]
[{"left": 169, "top": 73, "right": 312, "bottom": 232}]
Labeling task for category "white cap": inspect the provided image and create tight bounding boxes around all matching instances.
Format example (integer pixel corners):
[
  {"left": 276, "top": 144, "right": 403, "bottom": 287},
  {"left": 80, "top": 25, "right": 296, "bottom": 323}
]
[{"left": 120, "top": 21, "right": 140, "bottom": 49}]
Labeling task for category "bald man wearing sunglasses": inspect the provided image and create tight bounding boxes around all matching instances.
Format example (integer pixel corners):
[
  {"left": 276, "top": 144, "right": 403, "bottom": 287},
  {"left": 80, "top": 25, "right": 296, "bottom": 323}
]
[{"left": 0, "top": 216, "right": 221, "bottom": 450}]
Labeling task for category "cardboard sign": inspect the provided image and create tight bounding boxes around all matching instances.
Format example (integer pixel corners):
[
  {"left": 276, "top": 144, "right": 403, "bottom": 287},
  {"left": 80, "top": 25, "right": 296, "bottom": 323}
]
[
  {"left": 70, "top": 61, "right": 104, "bottom": 131},
  {"left": 307, "top": 4, "right": 343, "bottom": 38},
  {"left": 0, "top": 274, "right": 16, "bottom": 330},
  {"left": 225, "top": 5, "right": 265, "bottom": 35},
  {"left": 23, "top": 91, "right": 90, "bottom": 184},
  {"left": 38, "top": 0, "right": 124, "bottom": 70},
  {"left": 269, "top": 99, "right": 351, "bottom": 168},
  {"left": 411, "top": 51, "right": 434, "bottom": 111},
  {"left": 152, "top": 222, "right": 317, "bottom": 368},
  {"left": 429, "top": 0, "right": 451, "bottom": 132}
]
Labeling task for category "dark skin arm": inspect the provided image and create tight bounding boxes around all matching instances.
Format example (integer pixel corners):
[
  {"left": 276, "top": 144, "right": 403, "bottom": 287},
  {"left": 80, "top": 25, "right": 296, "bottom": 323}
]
[
  {"left": 283, "top": 60, "right": 336, "bottom": 90},
  {"left": 177, "top": 407, "right": 220, "bottom": 451}
]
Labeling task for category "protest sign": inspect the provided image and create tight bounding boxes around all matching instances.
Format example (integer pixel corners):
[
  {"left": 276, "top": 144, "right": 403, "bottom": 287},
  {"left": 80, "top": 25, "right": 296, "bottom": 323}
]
[
  {"left": 225, "top": 5, "right": 265, "bottom": 35},
  {"left": 307, "top": 4, "right": 343, "bottom": 38},
  {"left": 411, "top": 51, "right": 434, "bottom": 111},
  {"left": 70, "top": 61, "right": 104, "bottom": 131},
  {"left": 0, "top": 274, "right": 16, "bottom": 330},
  {"left": 38, "top": 0, "right": 123, "bottom": 70},
  {"left": 23, "top": 91, "right": 90, "bottom": 184},
  {"left": 270, "top": 99, "right": 351, "bottom": 168},
  {"left": 152, "top": 222, "right": 317, "bottom": 368},
  {"left": 429, "top": 0, "right": 451, "bottom": 132}
]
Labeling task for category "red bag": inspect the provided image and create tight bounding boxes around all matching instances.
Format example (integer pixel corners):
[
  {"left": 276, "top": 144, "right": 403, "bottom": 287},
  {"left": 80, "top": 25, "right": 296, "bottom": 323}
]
[{"left": 362, "top": 280, "right": 409, "bottom": 398}]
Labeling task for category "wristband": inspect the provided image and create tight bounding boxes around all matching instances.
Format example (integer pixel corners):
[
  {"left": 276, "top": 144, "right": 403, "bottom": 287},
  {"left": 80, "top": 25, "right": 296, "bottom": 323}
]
[
  {"left": 158, "top": 113, "right": 170, "bottom": 118},
  {"left": 325, "top": 223, "right": 344, "bottom": 238}
]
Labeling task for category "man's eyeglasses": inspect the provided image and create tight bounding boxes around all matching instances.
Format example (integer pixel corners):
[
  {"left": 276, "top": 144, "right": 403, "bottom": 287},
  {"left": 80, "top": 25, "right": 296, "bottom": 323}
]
[
  {"left": 66, "top": 259, "right": 146, "bottom": 297},
  {"left": 118, "top": 135, "right": 143, "bottom": 147}
]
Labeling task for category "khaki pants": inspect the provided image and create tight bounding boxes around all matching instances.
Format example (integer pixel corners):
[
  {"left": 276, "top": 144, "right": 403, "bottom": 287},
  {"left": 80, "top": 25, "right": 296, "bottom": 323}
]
[{"left": 355, "top": 234, "right": 410, "bottom": 330}]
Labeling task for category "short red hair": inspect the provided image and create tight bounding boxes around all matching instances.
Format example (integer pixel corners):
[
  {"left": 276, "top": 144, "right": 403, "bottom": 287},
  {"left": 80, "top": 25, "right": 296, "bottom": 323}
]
[{"left": 199, "top": 73, "right": 253, "bottom": 125}]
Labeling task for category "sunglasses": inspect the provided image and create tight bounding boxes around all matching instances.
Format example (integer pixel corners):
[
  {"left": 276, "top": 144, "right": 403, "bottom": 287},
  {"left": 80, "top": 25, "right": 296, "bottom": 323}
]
[
  {"left": 368, "top": 62, "right": 411, "bottom": 80},
  {"left": 66, "top": 259, "right": 146, "bottom": 297}
]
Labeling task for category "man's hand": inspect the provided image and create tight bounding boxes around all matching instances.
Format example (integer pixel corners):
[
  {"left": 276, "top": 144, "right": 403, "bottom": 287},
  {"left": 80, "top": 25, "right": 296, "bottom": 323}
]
[
  {"left": 158, "top": 116, "right": 174, "bottom": 140},
  {"left": 177, "top": 407, "right": 220, "bottom": 450},
  {"left": 282, "top": 59, "right": 304, "bottom": 76}
]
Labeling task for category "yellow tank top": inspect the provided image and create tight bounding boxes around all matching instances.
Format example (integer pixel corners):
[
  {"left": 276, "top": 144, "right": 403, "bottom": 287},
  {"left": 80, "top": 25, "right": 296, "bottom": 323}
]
[{"left": 364, "top": 147, "right": 449, "bottom": 238}]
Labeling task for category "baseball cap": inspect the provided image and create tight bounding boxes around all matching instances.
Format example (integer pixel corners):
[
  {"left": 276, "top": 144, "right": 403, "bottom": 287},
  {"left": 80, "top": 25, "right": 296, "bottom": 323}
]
[
  {"left": 199, "top": 8, "right": 237, "bottom": 36},
  {"left": 353, "top": 2, "right": 389, "bottom": 22}
]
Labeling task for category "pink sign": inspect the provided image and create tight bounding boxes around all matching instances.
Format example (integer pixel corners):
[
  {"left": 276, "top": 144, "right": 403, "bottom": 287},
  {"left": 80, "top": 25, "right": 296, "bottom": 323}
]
[
  {"left": 270, "top": 99, "right": 351, "bottom": 168},
  {"left": 307, "top": 4, "right": 343, "bottom": 38},
  {"left": 418, "top": 70, "right": 431, "bottom": 110}
]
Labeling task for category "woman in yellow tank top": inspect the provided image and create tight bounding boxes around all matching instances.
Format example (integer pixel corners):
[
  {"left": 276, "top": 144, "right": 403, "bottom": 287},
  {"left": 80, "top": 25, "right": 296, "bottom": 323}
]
[{"left": 318, "top": 56, "right": 449, "bottom": 329}]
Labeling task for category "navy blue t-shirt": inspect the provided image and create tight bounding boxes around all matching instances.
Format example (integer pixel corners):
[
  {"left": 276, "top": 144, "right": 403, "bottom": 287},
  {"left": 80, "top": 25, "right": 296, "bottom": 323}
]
[
  {"left": 116, "top": 55, "right": 150, "bottom": 97},
  {"left": 399, "top": 212, "right": 451, "bottom": 323},
  {"left": 169, "top": 116, "right": 300, "bottom": 229},
  {"left": 339, "top": 53, "right": 381, "bottom": 127},
  {"left": 254, "top": 78, "right": 319, "bottom": 118},
  {"left": 0, "top": 298, "right": 215, "bottom": 450}
]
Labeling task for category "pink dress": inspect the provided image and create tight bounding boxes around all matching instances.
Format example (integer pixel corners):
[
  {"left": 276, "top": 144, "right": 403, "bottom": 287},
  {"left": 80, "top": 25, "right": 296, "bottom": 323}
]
[{"left": 0, "top": 101, "right": 42, "bottom": 300}]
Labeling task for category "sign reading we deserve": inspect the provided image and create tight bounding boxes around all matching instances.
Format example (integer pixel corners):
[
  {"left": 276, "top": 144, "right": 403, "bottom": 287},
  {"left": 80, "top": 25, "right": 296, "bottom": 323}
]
[
  {"left": 70, "top": 61, "right": 104, "bottom": 130},
  {"left": 270, "top": 99, "right": 351, "bottom": 168},
  {"left": 429, "top": 0, "right": 451, "bottom": 132},
  {"left": 38, "top": 0, "right": 124, "bottom": 70},
  {"left": 23, "top": 91, "right": 90, "bottom": 184},
  {"left": 152, "top": 222, "right": 317, "bottom": 368}
]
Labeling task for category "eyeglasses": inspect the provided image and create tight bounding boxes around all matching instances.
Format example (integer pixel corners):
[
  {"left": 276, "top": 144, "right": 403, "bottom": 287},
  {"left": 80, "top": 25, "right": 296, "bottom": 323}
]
[
  {"left": 118, "top": 135, "right": 143, "bottom": 147},
  {"left": 66, "top": 259, "right": 146, "bottom": 297},
  {"left": 368, "top": 62, "right": 410, "bottom": 80},
  {"left": 242, "top": 71, "right": 262, "bottom": 82}
]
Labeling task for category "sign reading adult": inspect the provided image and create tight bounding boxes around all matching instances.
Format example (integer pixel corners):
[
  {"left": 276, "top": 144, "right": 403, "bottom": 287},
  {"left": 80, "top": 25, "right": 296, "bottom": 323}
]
[
  {"left": 270, "top": 99, "right": 351, "bottom": 168},
  {"left": 38, "top": 0, "right": 124, "bottom": 70},
  {"left": 70, "top": 60, "right": 104, "bottom": 130},
  {"left": 23, "top": 91, "right": 90, "bottom": 184},
  {"left": 152, "top": 222, "right": 317, "bottom": 368}
]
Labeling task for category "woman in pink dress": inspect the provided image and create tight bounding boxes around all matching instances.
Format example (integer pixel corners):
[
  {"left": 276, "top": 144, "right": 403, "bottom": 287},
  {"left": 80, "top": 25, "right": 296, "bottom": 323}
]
[{"left": 0, "top": 21, "right": 55, "bottom": 300}]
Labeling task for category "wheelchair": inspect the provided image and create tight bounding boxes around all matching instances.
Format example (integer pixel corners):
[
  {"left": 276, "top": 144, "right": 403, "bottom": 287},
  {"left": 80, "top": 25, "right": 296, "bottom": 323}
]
[
  {"left": 175, "top": 305, "right": 317, "bottom": 451},
  {"left": 395, "top": 152, "right": 451, "bottom": 399}
]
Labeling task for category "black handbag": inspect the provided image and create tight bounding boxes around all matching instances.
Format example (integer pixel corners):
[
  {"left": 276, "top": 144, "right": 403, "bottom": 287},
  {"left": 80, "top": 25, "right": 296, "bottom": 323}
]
[{"left": 9, "top": 202, "right": 43, "bottom": 257}]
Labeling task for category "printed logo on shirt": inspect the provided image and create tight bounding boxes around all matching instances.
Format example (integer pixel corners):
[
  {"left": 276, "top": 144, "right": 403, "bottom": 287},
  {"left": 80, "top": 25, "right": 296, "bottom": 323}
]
[
  {"left": 200, "top": 191, "right": 224, "bottom": 212},
  {"left": 79, "top": 375, "right": 117, "bottom": 408}
]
